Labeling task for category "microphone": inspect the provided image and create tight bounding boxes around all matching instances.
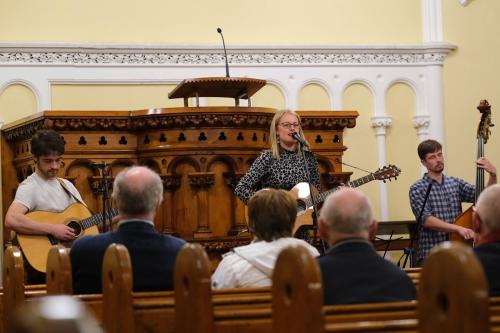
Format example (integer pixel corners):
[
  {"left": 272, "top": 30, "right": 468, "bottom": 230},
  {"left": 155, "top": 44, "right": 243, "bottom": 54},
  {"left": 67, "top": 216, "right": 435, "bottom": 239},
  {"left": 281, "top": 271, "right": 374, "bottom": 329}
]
[
  {"left": 291, "top": 132, "right": 308, "bottom": 147},
  {"left": 217, "top": 27, "right": 230, "bottom": 78},
  {"left": 398, "top": 181, "right": 433, "bottom": 268}
]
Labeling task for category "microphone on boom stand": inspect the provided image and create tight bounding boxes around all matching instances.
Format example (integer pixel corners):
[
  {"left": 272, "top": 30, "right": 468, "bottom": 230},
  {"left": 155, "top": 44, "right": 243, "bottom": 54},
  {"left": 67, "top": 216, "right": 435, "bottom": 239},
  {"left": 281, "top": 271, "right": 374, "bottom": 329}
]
[{"left": 217, "top": 27, "right": 230, "bottom": 78}]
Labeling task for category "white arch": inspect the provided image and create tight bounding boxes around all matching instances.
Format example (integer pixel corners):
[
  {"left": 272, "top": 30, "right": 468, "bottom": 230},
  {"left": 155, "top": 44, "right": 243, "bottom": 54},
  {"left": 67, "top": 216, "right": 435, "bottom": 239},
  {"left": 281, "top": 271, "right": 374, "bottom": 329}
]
[
  {"left": 0, "top": 79, "right": 42, "bottom": 113},
  {"left": 296, "top": 78, "right": 333, "bottom": 110},
  {"left": 260, "top": 78, "right": 289, "bottom": 109},
  {"left": 384, "top": 77, "right": 423, "bottom": 115},
  {"left": 341, "top": 78, "right": 376, "bottom": 100}
]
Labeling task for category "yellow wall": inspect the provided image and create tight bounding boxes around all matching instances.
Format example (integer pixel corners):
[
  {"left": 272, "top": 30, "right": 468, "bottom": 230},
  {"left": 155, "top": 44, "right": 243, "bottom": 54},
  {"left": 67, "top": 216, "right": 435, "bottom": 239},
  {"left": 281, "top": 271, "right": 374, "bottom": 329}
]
[
  {"left": 0, "top": 84, "right": 38, "bottom": 124},
  {"left": 298, "top": 83, "right": 330, "bottom": 110},
  {"left": 0, "top": 0, "right": 421, "bottom": 44},
  {"left": 442, "top": 0, "right": 500, "bottom": 186},
  {"left": 51, "top": 84, "right": 184, "bottom": 110}
]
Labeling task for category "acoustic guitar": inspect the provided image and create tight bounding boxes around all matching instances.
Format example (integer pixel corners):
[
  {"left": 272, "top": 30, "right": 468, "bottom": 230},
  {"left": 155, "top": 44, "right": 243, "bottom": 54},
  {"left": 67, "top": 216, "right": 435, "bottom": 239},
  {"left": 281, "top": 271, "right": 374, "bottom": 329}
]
[
  {"left": 290, "top": 165, "right": 401, "bottom": 235},
  {"left": 17, "top": 203, "right": 118, "bottom": 273}
]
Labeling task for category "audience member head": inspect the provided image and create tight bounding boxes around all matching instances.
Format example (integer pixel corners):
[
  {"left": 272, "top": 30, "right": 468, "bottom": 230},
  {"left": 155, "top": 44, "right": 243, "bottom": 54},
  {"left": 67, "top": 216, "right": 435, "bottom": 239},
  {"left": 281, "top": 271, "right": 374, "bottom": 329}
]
[
  {"left": 10, "top": 295, "right": 102, "bottom": 333},
  {"left": 112, "top": 166, "right": 163, "bottom": 219},
  {"left": 31, "top": 129, "right": 65, "bottom": 158},
  {"left": 417, "top": 139, "right": 442, "bottom": 161},
  {"left": 247, "top": 189, "right": 297, "bottom": 241},
  {"left": 318, "top": 188, "right": 376, "bottom": 246},
  {"left": 473, "top": 184, "right": 500, "bottom": 243},
  {"left": 269, "top": 110, "right": 307, "bottom": 158}
]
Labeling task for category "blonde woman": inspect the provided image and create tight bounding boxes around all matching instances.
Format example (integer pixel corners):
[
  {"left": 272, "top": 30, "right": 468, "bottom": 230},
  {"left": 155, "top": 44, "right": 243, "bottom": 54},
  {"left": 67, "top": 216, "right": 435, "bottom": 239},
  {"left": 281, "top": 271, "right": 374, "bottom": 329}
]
[{"left": 234, "top": 110, "right": 321, "bottom": 204}]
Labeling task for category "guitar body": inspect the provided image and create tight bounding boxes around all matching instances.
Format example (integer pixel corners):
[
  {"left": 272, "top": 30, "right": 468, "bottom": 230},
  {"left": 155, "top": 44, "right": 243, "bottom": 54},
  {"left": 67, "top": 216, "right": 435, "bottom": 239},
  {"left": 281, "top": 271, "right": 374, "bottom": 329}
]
[
  {"left": 17, "top": 203, "right": 98, "bottom": 273},
  {"left": 290, "top": 182, "right": 320, "bottom": 236},
  {"left": 450, "top": 206, "right": 473, "bottom": 243}
]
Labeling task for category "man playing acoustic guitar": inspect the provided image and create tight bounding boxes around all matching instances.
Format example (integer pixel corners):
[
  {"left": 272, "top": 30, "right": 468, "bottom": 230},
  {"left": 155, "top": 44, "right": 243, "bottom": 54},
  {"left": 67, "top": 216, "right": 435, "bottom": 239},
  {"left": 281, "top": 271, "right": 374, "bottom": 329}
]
[{"left": 5, "top": 129, "right": 83, "bottom": 280}]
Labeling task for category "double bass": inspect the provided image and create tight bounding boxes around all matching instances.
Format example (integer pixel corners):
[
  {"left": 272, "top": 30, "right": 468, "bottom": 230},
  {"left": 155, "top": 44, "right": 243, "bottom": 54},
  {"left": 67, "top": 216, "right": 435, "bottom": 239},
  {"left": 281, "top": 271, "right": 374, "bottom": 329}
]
[{"left": 450, "top": 99, "right": 494, "bottom": 243}]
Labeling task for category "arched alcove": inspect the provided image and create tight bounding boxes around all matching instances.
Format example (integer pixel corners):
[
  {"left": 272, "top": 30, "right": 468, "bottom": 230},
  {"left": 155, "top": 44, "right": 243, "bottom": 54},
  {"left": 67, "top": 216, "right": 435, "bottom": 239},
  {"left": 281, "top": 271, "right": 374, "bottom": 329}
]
[
  {"left": 0, "top": 84, "right": 38, "bottom": 124},
  {"left": 386, "top": 82, "right": 419, "bottom": 220},
  {"left": 251, "top": 82, "right": 285, "bottom": 110},
  {"left": 297, "top": 82, "right": 330, "bottom": 110}
]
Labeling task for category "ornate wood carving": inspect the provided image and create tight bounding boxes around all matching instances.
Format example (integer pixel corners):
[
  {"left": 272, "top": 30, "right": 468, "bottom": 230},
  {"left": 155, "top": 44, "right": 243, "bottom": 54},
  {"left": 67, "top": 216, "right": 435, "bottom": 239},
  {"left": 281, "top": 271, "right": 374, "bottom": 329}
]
[{"left": 1, "top": 108, "right": 357, "bottom": 252}]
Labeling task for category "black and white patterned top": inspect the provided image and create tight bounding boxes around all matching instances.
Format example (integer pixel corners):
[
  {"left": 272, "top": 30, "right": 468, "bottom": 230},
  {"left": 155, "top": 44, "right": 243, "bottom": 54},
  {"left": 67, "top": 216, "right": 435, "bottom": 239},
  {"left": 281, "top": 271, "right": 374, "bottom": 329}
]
[
  {"left": 409, "top": 174, "right": 475, "bottom": 260},
  {"left": 235, "top": 149, "right": 321, "bottom": 204}
]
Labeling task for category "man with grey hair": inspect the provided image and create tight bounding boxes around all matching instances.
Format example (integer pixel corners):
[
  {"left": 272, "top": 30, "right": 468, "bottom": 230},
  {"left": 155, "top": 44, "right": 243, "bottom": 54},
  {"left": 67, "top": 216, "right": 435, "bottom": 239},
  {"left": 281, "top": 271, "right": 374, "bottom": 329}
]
[
  {"left": 317, "top": 188, "right": 416, "bottom": 305},
  {"left": 71, "top": 166, "right": 185, "bottom": 294},
  {"left": 473, "top": 184, "right": 500, "bottom": 296}
]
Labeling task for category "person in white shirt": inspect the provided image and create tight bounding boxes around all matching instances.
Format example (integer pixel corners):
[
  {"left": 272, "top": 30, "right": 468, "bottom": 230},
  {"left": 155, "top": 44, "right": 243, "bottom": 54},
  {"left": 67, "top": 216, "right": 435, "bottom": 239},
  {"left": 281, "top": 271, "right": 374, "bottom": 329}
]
[
  {"left": 212, "top": 188, "right": 319, "bottom": 288},
  {"left": 5, "top": 129, "right": 82, "bottom": 241}
]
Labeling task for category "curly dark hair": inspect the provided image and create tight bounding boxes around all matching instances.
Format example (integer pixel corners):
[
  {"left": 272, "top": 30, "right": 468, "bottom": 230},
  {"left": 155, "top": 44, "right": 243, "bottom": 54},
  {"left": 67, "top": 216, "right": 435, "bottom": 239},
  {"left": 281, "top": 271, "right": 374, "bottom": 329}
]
[{"left": 31, "top": 129, "right": 65, "bottom": 157}]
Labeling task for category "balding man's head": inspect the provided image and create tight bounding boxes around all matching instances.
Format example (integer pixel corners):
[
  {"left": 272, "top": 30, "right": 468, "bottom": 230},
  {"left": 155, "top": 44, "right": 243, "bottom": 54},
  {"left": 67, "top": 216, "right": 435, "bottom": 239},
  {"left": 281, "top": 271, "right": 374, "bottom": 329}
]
[
  {"left": 319, "top": 188, "right": 375, "bottom": 244},
  {"left": 475, "top": 184, "right": 500, "bottom": 235},
  {"left": 112, "top": 166, "right": 163, "bottom": 217}
]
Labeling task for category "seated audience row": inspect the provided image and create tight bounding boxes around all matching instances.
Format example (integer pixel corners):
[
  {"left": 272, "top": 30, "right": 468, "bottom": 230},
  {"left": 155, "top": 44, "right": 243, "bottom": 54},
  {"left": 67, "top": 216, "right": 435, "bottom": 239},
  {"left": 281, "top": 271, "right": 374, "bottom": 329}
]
[{"left": 68, "top": 165, "right": 500, "bottom": 305}]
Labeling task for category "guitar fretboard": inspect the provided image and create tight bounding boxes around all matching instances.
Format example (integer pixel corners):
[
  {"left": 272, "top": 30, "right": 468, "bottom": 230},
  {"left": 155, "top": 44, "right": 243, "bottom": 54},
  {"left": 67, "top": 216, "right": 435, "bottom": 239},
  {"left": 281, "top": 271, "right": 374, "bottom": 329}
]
[
  {"left": 80, "top": 208, "right": 119, "bottom": 230},
  {"left": 304, "top": 173, "right": 376, "bottom": 208}
]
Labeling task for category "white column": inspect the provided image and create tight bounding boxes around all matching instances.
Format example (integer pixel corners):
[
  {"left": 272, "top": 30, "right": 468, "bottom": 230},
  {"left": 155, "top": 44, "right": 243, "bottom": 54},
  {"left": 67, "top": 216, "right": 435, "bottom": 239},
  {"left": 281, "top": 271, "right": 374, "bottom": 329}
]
[
  {"left": 371, "top": 115, "right": 392, "bottom": 221},
  {"left": 424, "top": 65, "right": 445, "bottom": 145},
  {"left": 421, "top": 0, "right": 443, "bottom": 42}
]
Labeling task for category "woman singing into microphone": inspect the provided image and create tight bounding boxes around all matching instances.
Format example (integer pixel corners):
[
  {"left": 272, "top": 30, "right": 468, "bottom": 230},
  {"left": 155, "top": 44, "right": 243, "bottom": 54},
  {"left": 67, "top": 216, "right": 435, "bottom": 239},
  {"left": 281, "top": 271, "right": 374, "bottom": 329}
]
[{"left": 234, "top": 110, "right": 321, "bottom": 204}]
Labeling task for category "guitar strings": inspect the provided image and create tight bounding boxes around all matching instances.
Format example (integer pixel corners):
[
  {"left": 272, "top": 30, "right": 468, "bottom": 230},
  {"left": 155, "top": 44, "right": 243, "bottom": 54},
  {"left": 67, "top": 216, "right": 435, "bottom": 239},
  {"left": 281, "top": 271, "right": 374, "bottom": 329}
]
[{"left": 335, "top": 159, "right": 372, "bottom": 174}]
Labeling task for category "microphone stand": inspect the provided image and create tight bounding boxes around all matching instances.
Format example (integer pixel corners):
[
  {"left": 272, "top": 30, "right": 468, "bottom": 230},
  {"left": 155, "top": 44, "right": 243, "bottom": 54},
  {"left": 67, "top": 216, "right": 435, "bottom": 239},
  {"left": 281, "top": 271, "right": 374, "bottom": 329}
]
[
  {"left": 92, "top": 162, "right": 112, "bottom": 233},
  {"left": 296, "top": 139, "right": 324, "bottom": 251},
  {"left": 398, "top": 182, "right": 433, "bottom": 268}
]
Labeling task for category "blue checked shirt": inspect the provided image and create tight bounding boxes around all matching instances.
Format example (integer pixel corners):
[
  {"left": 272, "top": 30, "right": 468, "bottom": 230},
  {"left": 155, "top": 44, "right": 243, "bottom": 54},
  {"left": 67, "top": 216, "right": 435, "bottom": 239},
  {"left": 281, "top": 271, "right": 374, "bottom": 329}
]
[{"left": 409, "top": 174, "right": 475, "bottom": 260}]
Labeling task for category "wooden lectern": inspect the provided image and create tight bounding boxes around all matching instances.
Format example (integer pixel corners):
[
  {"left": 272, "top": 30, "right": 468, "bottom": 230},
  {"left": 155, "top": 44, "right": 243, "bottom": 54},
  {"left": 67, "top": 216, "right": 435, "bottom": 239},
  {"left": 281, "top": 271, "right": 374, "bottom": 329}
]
[{"left": 168, "top": 77, "right": 267, "bottom": 107}]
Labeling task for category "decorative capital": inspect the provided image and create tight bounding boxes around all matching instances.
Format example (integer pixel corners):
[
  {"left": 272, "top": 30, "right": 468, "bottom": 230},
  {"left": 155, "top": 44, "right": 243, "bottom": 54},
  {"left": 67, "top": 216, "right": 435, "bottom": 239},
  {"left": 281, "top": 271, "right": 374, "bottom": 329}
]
[
  {"left": 161, "top": 174, "right": 181, "bottom": 191},
  {"left": 371, "top": 116, "right": 392, "bottom": 136},
  {"left": 412, "top": 115, "right": 431, "bottom": 137},
  {"left": 188, "top": 172, "right": 215, "bottom": 188},
  {"left": 371, "top": 116, "right": 392, "bottom": 128}
]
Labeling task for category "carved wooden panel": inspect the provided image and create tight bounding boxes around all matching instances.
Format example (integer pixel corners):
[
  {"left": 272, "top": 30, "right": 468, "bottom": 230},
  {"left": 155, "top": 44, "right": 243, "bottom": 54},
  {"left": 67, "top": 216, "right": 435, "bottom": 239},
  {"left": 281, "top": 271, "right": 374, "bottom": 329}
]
[{"left": 1, "top": 108, "right": 358, "bottom": 250}]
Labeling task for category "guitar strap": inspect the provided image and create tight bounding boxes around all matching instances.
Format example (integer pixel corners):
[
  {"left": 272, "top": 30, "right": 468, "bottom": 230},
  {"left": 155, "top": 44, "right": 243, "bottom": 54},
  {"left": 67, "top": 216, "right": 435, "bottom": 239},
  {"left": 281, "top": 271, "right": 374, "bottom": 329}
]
[{"left": 57, "top": 177, "right": 92, "bottom": 212}]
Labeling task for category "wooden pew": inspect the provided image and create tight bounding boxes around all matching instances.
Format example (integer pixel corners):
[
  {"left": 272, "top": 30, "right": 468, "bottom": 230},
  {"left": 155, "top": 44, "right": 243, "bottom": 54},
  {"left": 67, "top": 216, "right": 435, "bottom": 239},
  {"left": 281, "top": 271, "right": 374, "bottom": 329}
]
[
  {"left": 2, "top": 245, "right": 25, "bottom": 333},
  {"left": 46, "top": 244, "right": 72, "bottom": 295},
  {"left": 5, "top": 241, "right": 494, "bottom": 333},
  {"left": 101, "top": 242, "right": 272, "bottom": 333},
  {"left": 272, "top": 241, "right": 490, "bottom": 333}
]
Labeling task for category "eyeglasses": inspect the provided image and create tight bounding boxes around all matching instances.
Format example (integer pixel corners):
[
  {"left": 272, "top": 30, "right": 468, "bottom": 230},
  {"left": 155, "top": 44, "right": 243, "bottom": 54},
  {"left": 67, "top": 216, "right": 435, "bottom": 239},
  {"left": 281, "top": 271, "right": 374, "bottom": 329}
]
[{"left": 279, "top": 123, "right": 301, "bottom": 130}]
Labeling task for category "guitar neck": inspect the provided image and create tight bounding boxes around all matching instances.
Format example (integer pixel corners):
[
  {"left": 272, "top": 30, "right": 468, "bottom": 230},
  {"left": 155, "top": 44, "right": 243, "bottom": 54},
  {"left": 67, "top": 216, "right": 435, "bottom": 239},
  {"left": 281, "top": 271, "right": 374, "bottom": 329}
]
[
  {"left": 314, "top": 173, "right": 376, "bottom": 205},
  {"left": 80, "top": 209, "right": 118, "bottom": 230}
]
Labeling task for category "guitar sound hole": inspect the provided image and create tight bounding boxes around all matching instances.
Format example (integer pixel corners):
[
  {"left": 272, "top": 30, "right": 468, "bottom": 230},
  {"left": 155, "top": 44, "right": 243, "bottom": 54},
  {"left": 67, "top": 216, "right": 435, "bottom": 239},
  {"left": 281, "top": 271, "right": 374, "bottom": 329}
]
[{"left": 67, "top": 221, "right": 82, "bottom": 237}]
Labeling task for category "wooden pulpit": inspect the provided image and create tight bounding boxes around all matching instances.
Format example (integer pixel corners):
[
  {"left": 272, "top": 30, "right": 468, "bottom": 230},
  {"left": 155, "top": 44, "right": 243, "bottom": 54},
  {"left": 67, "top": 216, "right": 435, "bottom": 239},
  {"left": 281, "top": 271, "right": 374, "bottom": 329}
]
[{"left": 1, "top": 77, "right": 358, "bottom": 264}]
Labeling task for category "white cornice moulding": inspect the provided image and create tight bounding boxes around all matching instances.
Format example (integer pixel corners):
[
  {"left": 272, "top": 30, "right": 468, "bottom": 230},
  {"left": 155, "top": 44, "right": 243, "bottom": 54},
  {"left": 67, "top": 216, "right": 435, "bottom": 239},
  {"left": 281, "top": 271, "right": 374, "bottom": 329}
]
[{"left": 0, "top": 42, "right": 456, "bottom": 66}]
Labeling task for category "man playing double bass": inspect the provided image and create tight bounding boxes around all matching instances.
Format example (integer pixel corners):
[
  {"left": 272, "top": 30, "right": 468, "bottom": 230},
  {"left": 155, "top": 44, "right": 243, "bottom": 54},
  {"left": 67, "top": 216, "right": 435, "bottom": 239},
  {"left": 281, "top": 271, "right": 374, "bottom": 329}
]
[{"left": 409, "top": 139, "right": 497, "bottom": 265}]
